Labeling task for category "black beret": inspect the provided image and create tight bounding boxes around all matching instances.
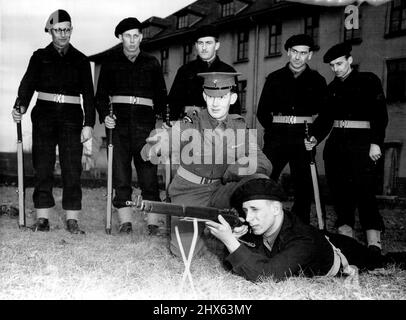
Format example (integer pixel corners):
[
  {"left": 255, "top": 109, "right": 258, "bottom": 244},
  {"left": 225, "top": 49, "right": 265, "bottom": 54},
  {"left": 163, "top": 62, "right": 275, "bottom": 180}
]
[
  {"left": 230, "top": 177, "right": 287, "bottom": 217},
  {"left": 115, "top": 17, "right": 142, "bottom": 38},
  {"left": 194, "top": 24, "right": 219, "bottom": 41},
  {"left": 284, "top": 34, "right": 315, "bottom": 51},
  {"left": 323, "top": 42, "right": 352, "bottom": 63},
  {"left": 45, "top": 9, "right": 71, "bottom": 33}
]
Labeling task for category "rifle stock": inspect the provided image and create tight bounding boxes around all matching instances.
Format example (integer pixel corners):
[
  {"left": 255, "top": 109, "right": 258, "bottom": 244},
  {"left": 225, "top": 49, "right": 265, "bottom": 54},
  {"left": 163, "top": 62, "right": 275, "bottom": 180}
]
[
  {"left": 106, "top": 102, "right": 114, "bottom": 234},
  {"left": 305, "top": 121, "right": 325, "bottom": 230},
  {"left": 164, "top": 104, "right": 172, "bottom": 203},
  {"left": 126, "top": 196, "right": 244, "bottom": 228},
  {"left": 15, "top": 99, "right": 26, "bottom": 228}
]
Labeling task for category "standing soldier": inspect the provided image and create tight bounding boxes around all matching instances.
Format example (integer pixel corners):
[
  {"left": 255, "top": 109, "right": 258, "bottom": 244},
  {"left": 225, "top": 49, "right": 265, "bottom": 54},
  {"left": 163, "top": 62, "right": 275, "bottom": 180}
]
[
  {"left": 142, "top": 72, "right": 272, "bottom": 258},
  {"left": 168, "top": 24, "right": 241, "bottom": 120},
  {"left": 11, "top": 9, "right": 95, "bottom": 234},
  {"left": 257, "top": 34, "right": 327, "bottom": 225},
  {"left": 95, "top": 17, "right": 168, "bottom": 234},
  {"left": 305, "top": 42, "right": 388, "bottom": 254}
]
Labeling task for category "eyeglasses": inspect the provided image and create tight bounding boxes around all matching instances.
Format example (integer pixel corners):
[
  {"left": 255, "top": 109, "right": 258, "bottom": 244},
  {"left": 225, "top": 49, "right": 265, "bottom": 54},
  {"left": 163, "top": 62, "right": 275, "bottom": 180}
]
[{"left": 51, "top": 28, "right": 72, "bottom": 35}]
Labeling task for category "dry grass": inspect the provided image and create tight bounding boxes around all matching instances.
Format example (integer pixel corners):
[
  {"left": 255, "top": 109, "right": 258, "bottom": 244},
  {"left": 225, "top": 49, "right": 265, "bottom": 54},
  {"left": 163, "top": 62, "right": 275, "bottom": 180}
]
[{"left": 1, "top": 186, "right": 405, "bottom": 300}]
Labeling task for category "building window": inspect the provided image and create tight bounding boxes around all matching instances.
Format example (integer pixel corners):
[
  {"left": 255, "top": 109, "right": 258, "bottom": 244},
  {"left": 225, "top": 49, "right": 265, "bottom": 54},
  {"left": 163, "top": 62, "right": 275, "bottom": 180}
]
[
  {"left": 183, "top": 43, "right": 194, "bottom": 64},
  {"left": 177, "top": 14, "right": 188, "bottom": 29},
  {"left": 268, "top": 22, "right": 282, "bottom": 56},
  {"left": 237, "top": 30, "right": 249, "bottom": 61},
  {"left": 344, "top": 11, "right": 362, "bottom": 43},
  {"left": 143, "top": 26, "right": 151, "bottom": 39},
  {"left": 387, "top": 58, "right": 406, "bottom": 102},
  {"left": 304, "top": 14, "right": 319, "bottom": 48},
  {"left": 161, "top": 48, "right": 169, "bottom": 74},
  {"left": 237, "top": 80, "right": 247, "bottom": 114},
  {"left": 389, "top": 0, "right": 406, "bottom": 34},
  {"left": 221, "top": 1, "right": 234, "bottom": 17},
  {"left": 344, "top": 24, "right": 362, "bottom": 43}
]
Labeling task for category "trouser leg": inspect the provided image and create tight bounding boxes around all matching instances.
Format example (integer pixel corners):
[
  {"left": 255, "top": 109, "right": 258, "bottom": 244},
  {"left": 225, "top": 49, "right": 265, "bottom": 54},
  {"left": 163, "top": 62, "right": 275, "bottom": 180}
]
[
  {"left": 32, "top": 119, "right": 57, "bottom": 210},
  {"left": 133, "top": 147, "right": 165, "bottom": 229},
  {"left": 112, "top": 125, "right": 133, "bottom": 209},
  {"left": 263, "top": 143, "right": 289, "bottom": 182},
  {"left": 325, "top": 153, "right": 357, "bottom": 229},
  {"left": 289, "top": 148, "right": 313, "bottom": 224},
  {"left": 326, "top": 232, "right": 385, "bottom": 271},
  {"left": 58, "top": 121, "right": 83, "bottom": 211},
  {"left": 353, "top": 155, "right": 384, "bottom": 232},
  {"left": 168, "top": 177, "right": 212, "bottom": 258}
]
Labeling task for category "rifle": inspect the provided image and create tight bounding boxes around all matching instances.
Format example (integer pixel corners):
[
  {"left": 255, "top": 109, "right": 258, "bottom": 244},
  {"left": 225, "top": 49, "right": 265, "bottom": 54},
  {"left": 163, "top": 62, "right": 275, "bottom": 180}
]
[
  {"left": 126, "top": 196, "right": 245, "bottom": 229},
  {"left": 105, "top": 102, "right": 114, "bottom": 234},
  {"left": 15, "top": 98, "right": 26, "bottom": 228},
  {"left": 164, "top": 104, "right": 172, "bottom": 203},
  {"left": 304, "top": 121, "right": 325, "bottom": 230}
]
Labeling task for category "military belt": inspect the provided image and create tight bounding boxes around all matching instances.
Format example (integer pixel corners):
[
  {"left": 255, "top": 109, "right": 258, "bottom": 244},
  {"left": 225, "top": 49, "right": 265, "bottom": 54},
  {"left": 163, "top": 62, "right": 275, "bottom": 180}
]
[
  {"left": 177, "top": 166, "right": 220, "bottom": 185},
  {"left": 333, "top": 120, "right": 370, "bottom": 129},
  {"left": 272, "top": 116, "right": 313, "bottom": 124},
  {"left": 37, "top": 91, "right": 81, "bottom": 104},
  {"left": 110, "top": 95, "right": 153, "bottom": 107},
  {"left": 324, "top": 236, "right": 358, "bottom": 277}
]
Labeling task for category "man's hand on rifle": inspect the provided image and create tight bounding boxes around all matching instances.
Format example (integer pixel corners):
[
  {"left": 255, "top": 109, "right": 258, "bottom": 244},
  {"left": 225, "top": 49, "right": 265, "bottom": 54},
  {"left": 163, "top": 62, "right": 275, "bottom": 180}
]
[
  {"left": 104, "top": 114, "right": 116, "bottom": 129},
  {"left": 369, "top": 143, "right": 382, "bottom": 162},
  {"left": 81, "top": 126, "right": 93, "bottom": 143},
  {"left": 11, "top": 106, "right": 27, "bottom": 122},
  {"left": 206, "top": 215, "right": 243, "bottom": 254},
  {"left": 304, "top": 136, "right": 317, "bottom": 151}
]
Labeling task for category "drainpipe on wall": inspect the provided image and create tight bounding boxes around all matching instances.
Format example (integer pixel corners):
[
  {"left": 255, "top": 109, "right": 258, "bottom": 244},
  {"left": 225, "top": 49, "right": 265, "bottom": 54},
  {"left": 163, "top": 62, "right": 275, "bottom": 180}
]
[{"left": 250, "top": 17, "right": 260, "bottom": 129}]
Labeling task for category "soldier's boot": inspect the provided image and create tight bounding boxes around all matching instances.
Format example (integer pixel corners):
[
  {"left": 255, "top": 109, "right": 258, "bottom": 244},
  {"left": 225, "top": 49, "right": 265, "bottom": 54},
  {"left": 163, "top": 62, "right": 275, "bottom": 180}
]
[
  {"left": 118, "top": 207, "right": 133, "bottom": 234},
  {"left": 147, "top": 213, "right": 169, "bottom": 236},
  {"left": 66, "top": 210, "right": 85, "bottom": 234},
  {"left": 31, "top": 208, "right": 51, "bottom": 232},
  {"left": 338, "top": 224, "right": 355, "bottom": 238},
  {"left": 366, "top": 229, "right": 382, "bottom": 255}
]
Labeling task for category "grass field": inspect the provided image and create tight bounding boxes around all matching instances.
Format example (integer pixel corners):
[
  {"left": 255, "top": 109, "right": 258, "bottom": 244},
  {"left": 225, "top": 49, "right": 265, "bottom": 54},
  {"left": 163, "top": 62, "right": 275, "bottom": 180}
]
[{"left": 1, "top": 186, "right": 405, "bottom": 300}]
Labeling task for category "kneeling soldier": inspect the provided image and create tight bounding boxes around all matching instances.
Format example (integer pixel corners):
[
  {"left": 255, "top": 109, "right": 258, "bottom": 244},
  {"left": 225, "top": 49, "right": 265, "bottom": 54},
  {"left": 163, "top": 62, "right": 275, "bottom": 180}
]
[{"left": 142, "top": 72, "right": 272, "bottom": 258}]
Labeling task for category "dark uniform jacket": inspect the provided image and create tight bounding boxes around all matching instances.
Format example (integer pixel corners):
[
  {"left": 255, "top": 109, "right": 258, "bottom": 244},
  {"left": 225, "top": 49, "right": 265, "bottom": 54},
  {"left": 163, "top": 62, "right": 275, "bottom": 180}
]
[
  {"left": 257, "top": 63, "right": 327, "bottom": 145},
  {"left": 18, "top": 43, "right": 95, "bottom": 127},
  {"left": 168, "top": 56, "right": 241, "bottom": 119},
  {"left": 95, "top": 46, "right": 167, "bottom": 122},
  {"left": 226, "top": 210, "right": 334, "bottom": 282},
  {"left": 311, "top": 70, "right": 388, "bottom": 150},
  {"left": 143, "top": 109, "right": 272, "bottom": 182}
]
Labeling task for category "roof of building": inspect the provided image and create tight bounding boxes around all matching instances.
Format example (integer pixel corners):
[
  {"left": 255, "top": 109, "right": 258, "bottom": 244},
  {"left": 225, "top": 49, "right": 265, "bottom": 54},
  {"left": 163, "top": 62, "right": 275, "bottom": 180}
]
[{"left": 89, "top": 0, "right": 335, "bottom": 62}]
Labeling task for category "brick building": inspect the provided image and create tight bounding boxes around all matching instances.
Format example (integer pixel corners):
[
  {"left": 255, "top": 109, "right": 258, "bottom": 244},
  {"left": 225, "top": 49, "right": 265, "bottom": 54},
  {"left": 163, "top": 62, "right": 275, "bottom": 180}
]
[{"left": 88, "top": 0, "right": 406, "bottom": 196}]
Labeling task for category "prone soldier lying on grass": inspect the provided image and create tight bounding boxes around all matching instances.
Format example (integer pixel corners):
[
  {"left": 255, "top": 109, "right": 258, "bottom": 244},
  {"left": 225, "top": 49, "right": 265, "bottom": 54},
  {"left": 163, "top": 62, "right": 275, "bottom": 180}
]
[{"left": 206, "top": 177, "right": 406, "bottom": 282}]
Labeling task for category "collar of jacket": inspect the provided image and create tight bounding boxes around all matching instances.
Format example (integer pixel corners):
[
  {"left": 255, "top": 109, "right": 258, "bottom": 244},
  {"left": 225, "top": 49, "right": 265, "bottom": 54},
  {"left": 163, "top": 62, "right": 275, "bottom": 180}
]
[
  {"left": 198, "top": 108, "right": 235, "bottom": 129},
  {"left": 283, "top": 62, "right": 311, "bottom": 79},
  {"left": 47, "top": 42, "right": 72, "bottom": 57},
  {"left": 333, "top": 68, "right": 357, "bottom": 84},
  {"left": 196, "top": 55, "right": 221, "bottom": 68}
]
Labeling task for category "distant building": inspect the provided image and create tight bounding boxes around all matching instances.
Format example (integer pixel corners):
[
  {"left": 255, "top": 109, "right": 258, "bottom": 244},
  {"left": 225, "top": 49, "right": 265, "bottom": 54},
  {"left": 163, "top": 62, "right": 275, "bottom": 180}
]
[{"left": 87, "top": 0, "right": 406, "bottom": 196}]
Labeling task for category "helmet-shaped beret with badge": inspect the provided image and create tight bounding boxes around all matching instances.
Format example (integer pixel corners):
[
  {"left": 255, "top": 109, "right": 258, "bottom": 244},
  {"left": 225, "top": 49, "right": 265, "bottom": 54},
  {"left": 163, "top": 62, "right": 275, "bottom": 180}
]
[
  {"left": 197, "top": 72, "right": 241, "bottom": 97},
  {"left": 45, "top": 9, "right": 71, "bottom": 33}
]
